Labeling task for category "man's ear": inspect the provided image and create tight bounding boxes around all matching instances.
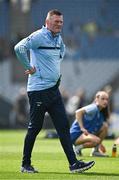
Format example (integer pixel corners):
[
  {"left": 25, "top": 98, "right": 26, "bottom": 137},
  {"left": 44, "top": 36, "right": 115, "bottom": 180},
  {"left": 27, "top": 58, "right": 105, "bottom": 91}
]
[{"left": 45, "top": 19, "right": 49, "bottom": 27}]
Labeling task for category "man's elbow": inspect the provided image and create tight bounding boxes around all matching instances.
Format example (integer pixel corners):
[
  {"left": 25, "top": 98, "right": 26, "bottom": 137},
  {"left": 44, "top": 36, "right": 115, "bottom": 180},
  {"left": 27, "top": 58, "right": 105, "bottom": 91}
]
[{"left": 14, "top": 44, "right": 19, "bottom": 54}]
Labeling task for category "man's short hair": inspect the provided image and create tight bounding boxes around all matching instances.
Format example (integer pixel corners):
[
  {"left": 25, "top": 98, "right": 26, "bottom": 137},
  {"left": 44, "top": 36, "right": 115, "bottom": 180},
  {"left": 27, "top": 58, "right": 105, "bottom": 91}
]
[{"left": 46, "top": 9, "right": 62, "bottom": 19}]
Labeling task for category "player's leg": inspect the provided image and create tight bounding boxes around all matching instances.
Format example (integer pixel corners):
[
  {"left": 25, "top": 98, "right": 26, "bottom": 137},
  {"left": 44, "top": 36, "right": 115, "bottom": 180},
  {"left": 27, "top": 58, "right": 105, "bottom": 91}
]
[
  {"left": 48, "top": 95, "right": 77, "bottom": 165},
  {"left": 91, "top": 122, "right": 109, "bottom": 157},
  {"left": 73, "top": 133, "right": 100, "bottom": 156},
  {"left": 21, "top": 91, "right": 46, "bottom": 172},
  {"left": 75, "top": 133, "right": 101, "bottom": 148},
  {"left": 47, "top": 89, "right": 95, "bottom": 172},
  {"left": 97, "top": 122, "right": 108, "bottom": 141}
]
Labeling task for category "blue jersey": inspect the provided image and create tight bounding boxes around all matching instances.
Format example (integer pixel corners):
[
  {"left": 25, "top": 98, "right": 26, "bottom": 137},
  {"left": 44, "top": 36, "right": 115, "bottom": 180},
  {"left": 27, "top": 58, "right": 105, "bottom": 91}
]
[
  {"left": 70, "top": 103, "right": 105, "bottom": 144},
  {"left": 14, "top": 26, "right": 65, "bottom": 91}
]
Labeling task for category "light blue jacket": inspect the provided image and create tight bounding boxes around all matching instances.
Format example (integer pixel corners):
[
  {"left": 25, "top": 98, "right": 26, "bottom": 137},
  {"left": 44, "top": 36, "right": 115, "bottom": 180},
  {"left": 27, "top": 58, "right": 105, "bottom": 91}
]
[{"left": 14, "top": 26, "right": 65, "bottom": 91}]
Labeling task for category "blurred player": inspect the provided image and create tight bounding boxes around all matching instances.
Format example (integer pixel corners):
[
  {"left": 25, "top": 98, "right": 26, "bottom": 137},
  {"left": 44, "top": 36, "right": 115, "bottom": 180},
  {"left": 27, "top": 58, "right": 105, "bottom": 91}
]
[{"left": 70, "top": 91, "right": 109, "bottom": 157}]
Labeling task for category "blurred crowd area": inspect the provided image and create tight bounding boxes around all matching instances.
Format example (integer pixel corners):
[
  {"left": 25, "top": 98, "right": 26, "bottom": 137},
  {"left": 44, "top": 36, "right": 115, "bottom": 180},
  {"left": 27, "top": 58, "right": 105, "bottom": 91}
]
[
  {"left": 0, "top": 0, "right": 119, "bottom": 135},
  {"left": 1, "top": 0, "right": 119, "bottom": 61}
]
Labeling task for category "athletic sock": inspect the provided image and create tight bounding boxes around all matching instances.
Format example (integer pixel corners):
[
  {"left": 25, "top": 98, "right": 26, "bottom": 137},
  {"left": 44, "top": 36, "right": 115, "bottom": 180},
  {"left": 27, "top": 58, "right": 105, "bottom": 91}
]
[
  {"left": 76, "top": 144, "right": 84, "bottom": 150},
  {"left": 94, "top": 144, "right": 99, "bottom": 152}
]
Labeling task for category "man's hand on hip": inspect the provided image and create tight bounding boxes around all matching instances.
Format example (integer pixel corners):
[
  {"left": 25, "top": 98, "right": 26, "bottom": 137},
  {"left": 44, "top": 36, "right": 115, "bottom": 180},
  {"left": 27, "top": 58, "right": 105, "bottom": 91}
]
[{"left": 25, "top": 66, "right": 36, "bottom": 75}]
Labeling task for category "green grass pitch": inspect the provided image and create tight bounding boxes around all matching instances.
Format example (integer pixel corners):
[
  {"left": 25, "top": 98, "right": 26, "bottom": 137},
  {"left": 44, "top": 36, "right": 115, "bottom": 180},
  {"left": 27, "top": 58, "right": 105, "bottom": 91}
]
[{"left": 0, "top": 130, "right": 119, "bottom": 180}]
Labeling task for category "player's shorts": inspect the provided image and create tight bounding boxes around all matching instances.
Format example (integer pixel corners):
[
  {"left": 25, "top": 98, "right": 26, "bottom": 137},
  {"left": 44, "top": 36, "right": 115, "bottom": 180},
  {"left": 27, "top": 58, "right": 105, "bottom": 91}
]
[{"left": 70, "top": 131, "right": 82, "bottom": 144}]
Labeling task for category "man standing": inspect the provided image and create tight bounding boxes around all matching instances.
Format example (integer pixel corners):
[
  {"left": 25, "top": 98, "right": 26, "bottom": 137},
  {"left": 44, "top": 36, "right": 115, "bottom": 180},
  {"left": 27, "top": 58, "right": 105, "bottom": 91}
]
[{"left": 14, "top": 9, "right": 95, "bottom": 173}]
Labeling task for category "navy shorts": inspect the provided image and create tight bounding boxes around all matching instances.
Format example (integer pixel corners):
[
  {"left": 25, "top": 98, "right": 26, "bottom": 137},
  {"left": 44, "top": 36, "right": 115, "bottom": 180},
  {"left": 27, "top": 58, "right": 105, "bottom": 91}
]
[{"left": 70, "top": 131, "right": 82, "bottom": 144}]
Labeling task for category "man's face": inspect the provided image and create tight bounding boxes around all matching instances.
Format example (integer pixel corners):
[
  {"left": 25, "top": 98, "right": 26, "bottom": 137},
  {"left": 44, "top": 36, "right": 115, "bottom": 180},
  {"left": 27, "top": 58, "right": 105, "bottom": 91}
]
[{"left": 46, "top": 15, "right": 63, "bottom": 34}]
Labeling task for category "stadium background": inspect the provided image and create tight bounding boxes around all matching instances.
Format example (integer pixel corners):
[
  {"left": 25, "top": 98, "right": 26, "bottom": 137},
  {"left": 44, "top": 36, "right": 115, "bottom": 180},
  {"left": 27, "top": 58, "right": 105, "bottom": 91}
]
[{"left": 0, "top": 0, "right": 119, "bottom": 134}]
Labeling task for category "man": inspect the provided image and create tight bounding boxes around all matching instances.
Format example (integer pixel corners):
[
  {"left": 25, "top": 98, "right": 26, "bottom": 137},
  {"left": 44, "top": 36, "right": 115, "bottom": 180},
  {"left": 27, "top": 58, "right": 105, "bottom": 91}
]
[
  {"left": 70, "top": 91, "right": 109, "bottom": 157},
  {"left": 14, "top": 9, "right": 95, "bottom": 173}
]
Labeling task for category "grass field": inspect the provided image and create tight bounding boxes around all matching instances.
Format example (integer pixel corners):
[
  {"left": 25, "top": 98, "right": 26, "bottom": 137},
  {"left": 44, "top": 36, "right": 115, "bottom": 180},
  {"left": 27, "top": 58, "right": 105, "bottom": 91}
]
[{"left": 0, "top": 130, "right": 119, "bottom": 180}]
